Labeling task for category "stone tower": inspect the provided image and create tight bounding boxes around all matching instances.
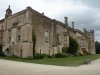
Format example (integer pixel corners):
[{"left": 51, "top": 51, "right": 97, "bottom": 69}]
[
  {"left": 5, "top": 5, "right": 12, "bottom": 18},
  {"left": 83, "top": 29, "right": 95, "bottom": 54}
]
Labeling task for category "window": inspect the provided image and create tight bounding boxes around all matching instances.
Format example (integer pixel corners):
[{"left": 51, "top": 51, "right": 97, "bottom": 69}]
[
  {"left": 17, "top": 28, "right": 21, "bottom": 42},
  {"left": 64, "top": 35, "right": 67, "bottom": 45},
  {"left": 29, "top": 12, "right": 32, "bottom": 20},
  {"left": 44, "top": 31, "right": 49, "bottom": 43},
  {"left": 8, "top": 30, "right": 11, "bottom": 42},
  {"left": 80, "top": 39, "right": 84, "bottom": 46},
  {"left": 88, "top": 43, "right": 91, "bottom": 49},
  {"left": 56, "top": 34, "right": 60, "bottom": 45},
  {"left": 12, "top": 22, "right": 18, "bottom": 27}
]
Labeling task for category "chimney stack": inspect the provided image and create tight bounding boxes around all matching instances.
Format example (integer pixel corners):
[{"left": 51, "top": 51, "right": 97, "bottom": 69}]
[
  {"left": 83, "top": 28, "right": 87, "bottom": 33},
  {"left": 64, "top": 17, "right": 68, "bottom": 26},
  {"left": 72, "top": 22, "right": 74, "bottom": 29},
  {"left": 42, "top": 12, "right": 44, "bottom": 15}
]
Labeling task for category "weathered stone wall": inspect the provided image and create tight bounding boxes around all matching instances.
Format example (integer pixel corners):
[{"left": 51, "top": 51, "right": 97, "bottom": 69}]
[
  {"left": 30, "top": 7, "right": 70, "bottom": 55},
  {"left": 1, "top": 8, "right": 33, "bottom": 57},
  {"left": 86, "top": 31, "right": 95, "bottom": 54},
  {"left": 74, "top": 31, "right": 88, "bottom": 54},
  {"left": 0, "top": 6, "right": 96, "bottom": 57},
  {"left": 31, "top": 9, "right": 53, "bottom": 55}
]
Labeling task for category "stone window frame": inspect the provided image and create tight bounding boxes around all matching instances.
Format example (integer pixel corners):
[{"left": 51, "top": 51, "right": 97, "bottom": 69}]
[
  {"left": 12, "top": 22, "right": 18, "bottom": 28},
  {"left": 12, "top": 17, "right": 19, "bottom": 28},
  {"left": 16, "top": 27, "right": 21, "bottom": 42},
  {"left": 56, "top": 33, "right": 60, "bottom": 45},
  {"left": 8, "top": 30, "right": 11, "bottom": 43},
  {"left": 88, "top": 42, "right": 91, "bottom": 49},
  {"left": 63, "top": 32, "right": 68, "bottom": 45},
  {"left": 78, "top": 36, "right": 85, "bottom": 47},
  {"left": 44, "top": 30, "right": 49, "bottom": 43},
  {"left": 63, "top": 34, "right": 67, "bottom": 45}
]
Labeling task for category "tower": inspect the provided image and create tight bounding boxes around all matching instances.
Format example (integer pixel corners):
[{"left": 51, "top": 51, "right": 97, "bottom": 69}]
[
  {"left": 84, "top": 29, "right": 95, "bottom": 54},
  {"left": 5, "top": 5, "right": 12, "bottom": 18}
]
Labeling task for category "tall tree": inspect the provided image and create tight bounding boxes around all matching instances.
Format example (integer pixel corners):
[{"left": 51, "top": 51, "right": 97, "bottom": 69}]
[{"left": 95, "top": 41, "right": 100, "bottom": 54}]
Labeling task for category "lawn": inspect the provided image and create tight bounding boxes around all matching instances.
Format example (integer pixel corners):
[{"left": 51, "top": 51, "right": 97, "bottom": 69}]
[{"left": 0, "top": 54, "right": 100, "bottom": 66}]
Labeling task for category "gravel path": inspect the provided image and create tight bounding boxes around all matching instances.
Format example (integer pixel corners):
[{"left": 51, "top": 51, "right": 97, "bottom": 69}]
[{"left": 0, "top": 59, "right": 100, "bottom": 75}]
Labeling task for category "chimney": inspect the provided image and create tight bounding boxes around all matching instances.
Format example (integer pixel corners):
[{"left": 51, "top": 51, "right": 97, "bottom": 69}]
[
  {"left": 42, "top": 12, "right": 44, "bottom": 15},
  {"left": 64, "top": 17, "right": 68, "bottom": 26},
  {"left": 72, "top": 22, "right": 74, "bottom": 29},
  {"left": 83, "top": 28, "right": 87, "bottom": 33}
]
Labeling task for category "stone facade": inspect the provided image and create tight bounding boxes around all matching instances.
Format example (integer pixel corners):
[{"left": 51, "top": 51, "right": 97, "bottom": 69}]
[{"left": 0, "top": 6, "right": 95, "bottom": 57}]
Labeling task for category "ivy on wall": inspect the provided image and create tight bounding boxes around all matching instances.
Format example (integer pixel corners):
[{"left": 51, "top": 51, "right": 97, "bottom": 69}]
[
  {"left": 67, "top": 36, "right": 78, "bottom": 55},
  {"left": 0, "top": 43, "right": 2, "bottom": 52},
  {"left": 32, "top": 29, "right": 36, "bottom": 56}
]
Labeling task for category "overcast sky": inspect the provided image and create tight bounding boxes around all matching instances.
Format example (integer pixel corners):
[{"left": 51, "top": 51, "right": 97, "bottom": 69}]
[{"left": 0, "top": 0, "right": 100, "bottom": 41}]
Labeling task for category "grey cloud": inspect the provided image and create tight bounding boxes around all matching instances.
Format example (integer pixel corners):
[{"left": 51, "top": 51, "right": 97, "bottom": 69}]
[
  {"left": 0, "top": 0, "right": 100, "bottom": 41},
  {"left": 79, "top": 0, "right": 100, "bottom": 8}
]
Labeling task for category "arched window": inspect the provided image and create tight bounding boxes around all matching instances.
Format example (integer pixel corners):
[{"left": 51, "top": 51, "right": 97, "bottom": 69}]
[
  {"left": 17, "top": 27, "right": 21, "bottom": 42},
  {"left": 8, "top": 30, "right": 11, "bottom": 42},
  {"left": 44, "top": 31, "right": 49, "bottom": 43}
]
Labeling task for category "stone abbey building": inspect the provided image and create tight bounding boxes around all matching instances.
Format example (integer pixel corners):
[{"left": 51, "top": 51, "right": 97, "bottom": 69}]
[{"left": 0, "top": 6, "right": 95, "bottom": 57}]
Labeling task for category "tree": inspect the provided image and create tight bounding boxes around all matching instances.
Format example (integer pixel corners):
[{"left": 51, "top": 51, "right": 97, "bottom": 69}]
[
  {"left": 95, "top": 41, "right": 100, "bottom": 54},
  {"left": 67, "top": 36, "right": 78, "bottom": 55},
  {"left": 0, "top": 43, "right": 6, "bottom": 56},
  {"left": 0, "top": 43, "right": 2, "bottom": 52}
]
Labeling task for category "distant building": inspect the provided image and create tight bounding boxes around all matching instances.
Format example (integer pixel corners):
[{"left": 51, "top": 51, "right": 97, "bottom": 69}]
[{"left": 0, "top": 6, "right": 95, "bottom": 57}]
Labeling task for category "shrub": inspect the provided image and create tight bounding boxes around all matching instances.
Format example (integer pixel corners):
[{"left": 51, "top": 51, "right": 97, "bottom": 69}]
[
  {"left": 0, "top": 51, "right": 6, "bottom": 57},
  {"left": 12, "top": 55, "right": 19, "bottom": 58},
  {"left": 47, "top": 55, "right": 55, "bottom": 58},
  {"left": 83, "top": 50, "right": 89, "bottom": 55},
  {"left": 0, "top": 43, "right": 2, "bottom": 52},
  {"left": 34, "top": 53, "right": 46, "bottom": 59},
  {"left": 67, "top": 53, "right": 75, "bottom": 57},
  {"left": 62, "top": 46, "right": 68, "bottom": 53},
  {"left": 55, "top": 53, "right": 67, "bottom": 58},
  {"left": 75, "top": 53, "right": 83, "bottom": 56},
  {"left": 26, "top": 57, "right": 33, "bottom": 60}
]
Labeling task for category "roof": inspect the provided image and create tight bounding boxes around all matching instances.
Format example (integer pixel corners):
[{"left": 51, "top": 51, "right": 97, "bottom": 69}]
[
  {"left": 0, "top": 19, "right": 5, "bottom": 24},
  {"left": 6, "top": 5, "right": 12, "bottom": 13}
]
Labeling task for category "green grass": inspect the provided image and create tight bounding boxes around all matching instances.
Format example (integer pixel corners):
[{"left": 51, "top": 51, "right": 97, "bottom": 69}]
[{"left": 0, "top": 54, "right": 100, "bottom": 66}]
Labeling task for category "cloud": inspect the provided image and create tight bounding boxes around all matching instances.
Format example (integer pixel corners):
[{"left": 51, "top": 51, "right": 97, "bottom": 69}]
[
  {"left": 79, "top": 0, "right": 100, "bottom": 9},
  {"left": 0, "top": 0, "right": 100, "bottom": 41}
]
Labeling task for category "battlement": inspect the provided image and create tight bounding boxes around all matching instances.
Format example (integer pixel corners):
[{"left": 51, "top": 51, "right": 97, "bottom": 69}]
[{"left": 83, "top": 28, "right": 94, "bottom": 33}]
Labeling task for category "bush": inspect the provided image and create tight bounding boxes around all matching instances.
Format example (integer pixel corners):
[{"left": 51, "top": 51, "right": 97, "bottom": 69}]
[
  {"left": 55, "top": 53, "right": 67, "bottom": 58},
  {"left": 47, "top": 55, "right": 55, "bottom": 58},
  {"left": 75, "top": 53, "right": 83, "bottom": 56},
  {"left": 67, "top": 53, "right": 75, "bottom": 57},
  {"left": 12, "top": 55, "right": 19, "bottom": 58},
  {"left": 62, "top": 46, "right": 68, "bottom": 53},
  {"left": 0, "top": 51, "right": 6, "bottom": 57},
  {"left": 34, "top": 53, "right": 46, "bottom": 59},
  {"left": 24, "top": 57, "right": 33, "bottom": 60}
]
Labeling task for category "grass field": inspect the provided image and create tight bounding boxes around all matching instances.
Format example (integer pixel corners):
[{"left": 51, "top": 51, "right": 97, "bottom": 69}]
[{"left": 0, "top": 54, "right": 100, "bottom": 66}]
